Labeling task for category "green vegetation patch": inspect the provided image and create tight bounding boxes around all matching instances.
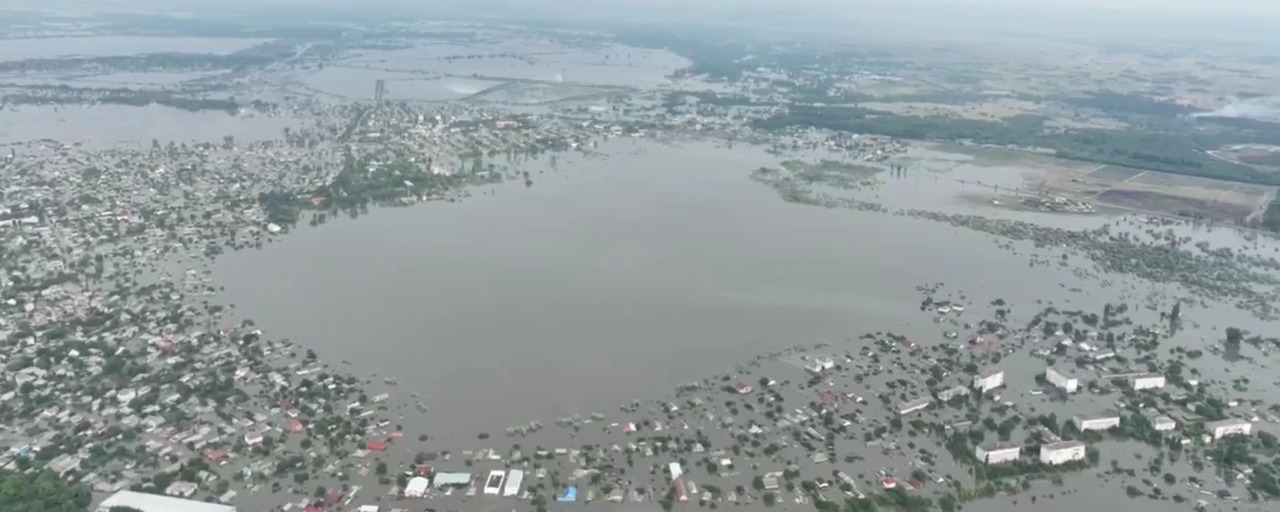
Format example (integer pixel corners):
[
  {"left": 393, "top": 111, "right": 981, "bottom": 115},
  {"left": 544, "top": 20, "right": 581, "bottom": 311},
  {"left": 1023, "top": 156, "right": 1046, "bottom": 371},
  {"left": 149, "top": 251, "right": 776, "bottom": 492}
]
[
  {"left": 0, "top": 469, "right": 92, "bottom": 512},
  {"left": 780, "top": 159, "right": 882, "bottom": 190}
]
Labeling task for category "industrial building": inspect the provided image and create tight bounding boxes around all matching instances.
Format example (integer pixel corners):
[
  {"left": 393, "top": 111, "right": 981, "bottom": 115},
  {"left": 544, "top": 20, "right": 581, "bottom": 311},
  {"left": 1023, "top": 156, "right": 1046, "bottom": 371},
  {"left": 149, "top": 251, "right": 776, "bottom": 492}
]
[
  {"left": 1039, "top": 440, "right": 1087, "bottom": 465},
  {"left": 96, "top": 491, "right": 237, "bottom": 512},
  {"left": 1130, "top": 373, "right": 1166, "bottom": 391},
  {"left": 972, "top": 369, "right": 1004, "bottom": 393},
  {"left": 974, "top": 441, "right": 1021, "bottom": 465},
  {"left": 483, "top": 470, "right": 506, "bottom": 495},
  {"left": 1073, "top": 413, "right": 1121, "bottom": 432},
  {"left": 1045, "top": 366, "right": 1079, "bottom": 393},
  {"left": 898, "top": 397, "right": 932, "bottom": 416},
  {"left": 433, "top": 472, "right": 472, "bottom": 488},
  {"left": 1206, "top": 418, "right": 1252, "bottom": 440},
  {"left": 503, "top": 469, "right": 524, "bottom": 497}
]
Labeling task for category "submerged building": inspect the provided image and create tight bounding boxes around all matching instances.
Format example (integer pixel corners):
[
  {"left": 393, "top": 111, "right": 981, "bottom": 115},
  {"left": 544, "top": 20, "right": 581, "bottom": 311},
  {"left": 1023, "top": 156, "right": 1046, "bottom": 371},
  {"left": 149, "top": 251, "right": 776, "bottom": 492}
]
[
  {"left": 1039, "top": 440, "right": 1087, "bottom": 465},
  {"left": 975, "top": 442, "right": 1021, "bottom": 465}
]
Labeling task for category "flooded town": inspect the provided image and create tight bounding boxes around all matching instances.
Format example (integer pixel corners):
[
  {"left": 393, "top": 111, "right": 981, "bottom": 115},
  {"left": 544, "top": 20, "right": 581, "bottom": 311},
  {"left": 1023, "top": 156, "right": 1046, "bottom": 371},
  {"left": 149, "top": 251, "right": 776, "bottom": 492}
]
[{"left": 3, "top": 4, "right": 1280, "bottom": 512}]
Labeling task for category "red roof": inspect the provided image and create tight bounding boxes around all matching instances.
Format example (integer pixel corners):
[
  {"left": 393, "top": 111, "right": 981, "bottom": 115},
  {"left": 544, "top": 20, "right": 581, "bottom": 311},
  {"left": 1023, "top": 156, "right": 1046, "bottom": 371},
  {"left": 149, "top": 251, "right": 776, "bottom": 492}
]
[
  {"left": 417, "top": 464, "right": 434, "bottom": 475},
  {"left": 202, "top": 449, "right": 227, "bottom": 461},
  {"left": 366, "top": 440, "right": 388, "bottom": 452},
  {"left": 324, "top": 491, "right": 343, "bottom": 504},
  {"left": 288, "top": 419, "right": 304, "bottom": 433},
  {"left": 818, "top": 390, "right": 836, "bottom": 404}
]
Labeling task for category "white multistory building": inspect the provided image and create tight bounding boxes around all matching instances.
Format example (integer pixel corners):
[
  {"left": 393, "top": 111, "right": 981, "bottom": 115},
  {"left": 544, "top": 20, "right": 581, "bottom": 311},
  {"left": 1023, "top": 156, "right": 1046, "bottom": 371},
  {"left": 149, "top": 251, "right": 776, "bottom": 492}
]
[
  {"left": 1039, "top": 440, "right": 1087, "bottom": 465},
  {"left": 1130, "top": 373, "right": 1166, "bottom": 391},
  {"left": 1073, "top": 413, "right": 1121, "bottom": 432},
  {"left": 975, "top": 442, "right": 1021, "bottom": 465},
  {"left": 1206, "top": 418, "right": 1252, "bottom": 440},
  {"left": 972, "top": 369, "right": 1004, "bottom": 393},
  {"left": 1045, "top": 366, "right": 1079, "bottom": 393}
]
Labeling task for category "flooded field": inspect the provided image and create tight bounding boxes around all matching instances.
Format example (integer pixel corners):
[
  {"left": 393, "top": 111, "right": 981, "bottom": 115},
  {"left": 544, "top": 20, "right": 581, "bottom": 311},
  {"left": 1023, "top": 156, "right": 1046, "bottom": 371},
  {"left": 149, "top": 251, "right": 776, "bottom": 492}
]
[
  {"left": 0, "top": 104, "right": 296, "bottom": 147},
  {"left": 212, "top": 139, "right": 1280, "bottom": 444},
  {"left": 0, "top": 36, "right": 270, "bottom": 61}
]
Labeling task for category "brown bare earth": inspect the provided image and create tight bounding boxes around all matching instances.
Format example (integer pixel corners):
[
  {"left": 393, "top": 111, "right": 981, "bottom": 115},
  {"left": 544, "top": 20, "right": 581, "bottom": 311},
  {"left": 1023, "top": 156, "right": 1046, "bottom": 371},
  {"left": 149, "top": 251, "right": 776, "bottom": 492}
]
[{"left": 943, "top": 145, "right": 1280, "bottom": 223}]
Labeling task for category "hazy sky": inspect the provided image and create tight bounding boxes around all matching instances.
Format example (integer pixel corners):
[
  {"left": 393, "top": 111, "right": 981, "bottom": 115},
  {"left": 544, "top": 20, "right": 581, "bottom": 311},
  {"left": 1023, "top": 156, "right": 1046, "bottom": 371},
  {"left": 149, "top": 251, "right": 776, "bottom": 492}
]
[
  {"left": 15, "top": 0, "right": 1280, "bottom": 42},
  {"left": 26, "top": 0, "right": 1280, "bottom": 15}
]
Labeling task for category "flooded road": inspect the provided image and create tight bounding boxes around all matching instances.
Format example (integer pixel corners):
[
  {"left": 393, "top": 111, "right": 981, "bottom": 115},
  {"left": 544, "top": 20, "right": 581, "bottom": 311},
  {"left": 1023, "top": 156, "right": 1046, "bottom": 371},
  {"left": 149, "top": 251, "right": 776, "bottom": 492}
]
[{"left": 212, "top": 139, "right": 1278, "bottom": 445}]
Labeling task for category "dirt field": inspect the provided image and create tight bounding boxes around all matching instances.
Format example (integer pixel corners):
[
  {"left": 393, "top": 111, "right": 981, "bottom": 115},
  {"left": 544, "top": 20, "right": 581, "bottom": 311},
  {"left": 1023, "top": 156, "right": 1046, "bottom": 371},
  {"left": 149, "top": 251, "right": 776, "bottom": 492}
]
[{"left": 929, "top": 144, "right": 1280, "bottom": 223}]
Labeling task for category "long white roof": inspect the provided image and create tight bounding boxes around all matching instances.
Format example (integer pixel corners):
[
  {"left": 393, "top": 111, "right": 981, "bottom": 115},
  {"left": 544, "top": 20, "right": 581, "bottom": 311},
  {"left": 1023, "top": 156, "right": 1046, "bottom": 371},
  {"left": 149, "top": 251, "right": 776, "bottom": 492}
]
[{"left": 98, "top": 491, "right": 236, "bottom": 512}]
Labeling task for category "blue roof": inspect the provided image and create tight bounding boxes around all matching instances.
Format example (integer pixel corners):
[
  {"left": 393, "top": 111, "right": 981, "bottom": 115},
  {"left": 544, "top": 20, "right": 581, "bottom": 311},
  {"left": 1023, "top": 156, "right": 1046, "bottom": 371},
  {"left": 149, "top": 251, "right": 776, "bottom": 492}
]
[{"left": 557, "top": 486, "right": 577, "bottom": 502}]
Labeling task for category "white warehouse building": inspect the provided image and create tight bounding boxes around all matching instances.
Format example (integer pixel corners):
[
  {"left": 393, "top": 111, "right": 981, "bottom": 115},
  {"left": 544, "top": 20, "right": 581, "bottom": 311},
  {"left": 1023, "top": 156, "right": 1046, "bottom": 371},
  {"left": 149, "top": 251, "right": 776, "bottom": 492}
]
[
  {"left": 1206, "top": 418, "right": 1252, "bottom": 440},
  {"left": 1130, "top": 373, "right": 1166, "bottom": 391},
  {"left": 1040, "top": 440, "right": 1087, "bottom": 465},
  {"left": 1045, "top": 366, "right": 1079, "bottom": 393},
  {"left": 96, "top": 491, "right": 237, "bottom": 512},
  {"left": 975, "top": 442, "right": 1021, "bottom": 465},
  {"left": 972, "top": 369, "right": 1004, "bottom": 393},
  {"left": 1073, "top": 413, "right": 1121, "bottom": 432}
]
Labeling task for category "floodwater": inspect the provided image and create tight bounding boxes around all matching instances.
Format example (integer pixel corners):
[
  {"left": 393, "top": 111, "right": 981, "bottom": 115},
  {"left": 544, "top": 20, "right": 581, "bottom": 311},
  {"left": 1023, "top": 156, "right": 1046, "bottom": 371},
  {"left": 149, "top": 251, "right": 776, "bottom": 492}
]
[
  {"left": 299, "top": 67, "right": 501, "bottom": 101},
  {"left": 0, "top": 71, "right": 226, "bottom": 89},
  {"left": 212, "top": 139, "right": 1280, "bottom": 447},
  {"left": 0, "top": 104, "right": 295, "bottom": 147},
  {"left": 0, "top": 36, "right": 270, "bottom": 62}
]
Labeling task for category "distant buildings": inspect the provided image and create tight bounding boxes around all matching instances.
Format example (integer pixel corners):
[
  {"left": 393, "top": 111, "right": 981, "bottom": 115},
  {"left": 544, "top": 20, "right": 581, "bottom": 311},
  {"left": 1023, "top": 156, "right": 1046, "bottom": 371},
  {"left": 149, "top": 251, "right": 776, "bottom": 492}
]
[
  {"left": 898, "top": 397, "right": 932, "bottom": 416},
  {"left": 1073, "top": 413, "right": 1121, "bottom": 432},
  {"left": 972, "top": 369, "right": 1004, "bottom": 393},
  {"left": 975, "top": 442, "right": 1021, "bottom": 465},
  {"left": 96, "top": 491, "right": 236, "bottom": 512},
  {"left": 1039, "top": 440, "right": 1087, "bottom": 465},
  {"left": 1130, "top": 373, "right": 1166, "bottom": 391},
  {"left": 1045, "top": 366, "right": 1079, "bottom": 393},
  {"left": 1206, "top": 418, "right": 1252, "bottom": 440}
]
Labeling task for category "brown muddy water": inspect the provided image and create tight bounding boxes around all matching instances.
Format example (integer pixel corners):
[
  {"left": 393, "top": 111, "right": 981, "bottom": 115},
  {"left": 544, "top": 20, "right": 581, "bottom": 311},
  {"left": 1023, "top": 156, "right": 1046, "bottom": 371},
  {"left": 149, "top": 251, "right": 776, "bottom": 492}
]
[{"left": 212, "top": 139, "right": 1280, "bottom": 448}]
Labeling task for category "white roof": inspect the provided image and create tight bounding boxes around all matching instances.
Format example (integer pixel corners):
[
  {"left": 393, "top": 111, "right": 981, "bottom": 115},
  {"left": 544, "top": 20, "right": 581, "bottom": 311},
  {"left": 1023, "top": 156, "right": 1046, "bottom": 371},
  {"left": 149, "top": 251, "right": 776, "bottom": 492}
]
[
  {"left": 98, "top": 491, "right": 236, "bottom": 512},
  {"left": 405, "top": 476, "right": 430, "bottom": 495},
  {"left": 433, "top": 472, "right": 472, "bottom": 486}
]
